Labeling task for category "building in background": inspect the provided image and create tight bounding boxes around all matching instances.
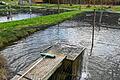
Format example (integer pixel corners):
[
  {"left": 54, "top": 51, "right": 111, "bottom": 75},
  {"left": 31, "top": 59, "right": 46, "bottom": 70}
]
[
  {"left": 32, "top": 0, "right": 80, "bottom": 4},
  {"left": 32, "top": 0, "right": 43, "bottom": 3},
  {"left": 18, "top": 0, "right": 120, "bottom": 5},
  {"left": 18, "top": 0, "right": 32, "bottom": 5}
]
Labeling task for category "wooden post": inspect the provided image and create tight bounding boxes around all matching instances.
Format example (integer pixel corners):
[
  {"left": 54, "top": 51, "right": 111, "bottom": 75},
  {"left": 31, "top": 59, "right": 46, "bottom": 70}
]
[
  {"left": 28, "top": 0, "right": 32, "bottom": 5},
  {"left": 79, "top": 0, "right": 81, "bottom": 10},
  {"left": 49, "top": 0, "right": 51, "bottom": 4},
  {"left": 99, "top": 11, "right": 103, "bottom": 31},
  {"left": 57, "top": 0, "right": 60, "bottom": 44},
  {"left": 101, "top": 0, "right": 103, "bottom": 9},
  {"left": 69, "top": 0, "right": 72, "bottom": 6},
  {"left": 18, "top": 0, "right": 23, "bottom": 5},
  {"left": 90, "top": 9, "right": 96, "bottom": 56},
  {"left": 99, "top": 0, "right": 103, "bottom": 31},
  {"left": 57, "top": 0, "right": 60, "bottom": 13},
  {"left": 93, "top": 0, "right": 95, "bottom": 7}
]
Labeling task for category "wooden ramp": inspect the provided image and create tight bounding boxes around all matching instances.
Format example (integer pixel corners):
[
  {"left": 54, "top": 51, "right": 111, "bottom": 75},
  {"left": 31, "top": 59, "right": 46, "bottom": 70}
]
[{"left": 11, "top": 53, "right": 66, "bottom": 80}]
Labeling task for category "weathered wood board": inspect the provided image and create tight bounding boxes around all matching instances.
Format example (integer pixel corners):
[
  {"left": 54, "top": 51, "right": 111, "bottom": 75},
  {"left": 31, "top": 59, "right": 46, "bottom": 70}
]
[
  {"left": 11, "top": 43, "right": 85, "bottom": 80},
  {"left": 11, "top": 53, "right": 66, "bottom": 80}
]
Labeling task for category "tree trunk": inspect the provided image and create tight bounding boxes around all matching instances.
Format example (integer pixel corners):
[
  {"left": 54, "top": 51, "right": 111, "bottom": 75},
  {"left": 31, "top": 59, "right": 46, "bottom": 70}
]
[
  {"left": 69, "top": 0, "right": 72, "bottom": 6},
  {"left": 18, "top": 0, "right": 23, "bottom": 5},
  {"left": 28, "top": 0, "right": 32, "bottom": 5}
]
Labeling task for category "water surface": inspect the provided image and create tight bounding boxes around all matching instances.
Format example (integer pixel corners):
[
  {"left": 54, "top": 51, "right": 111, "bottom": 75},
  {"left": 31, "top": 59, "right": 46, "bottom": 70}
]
[
  {"left": 0, "top": 13, "right": 41, "bottom": 22},
  {"left": 1, "top": 12, "right": 120, "bottom": 80}
]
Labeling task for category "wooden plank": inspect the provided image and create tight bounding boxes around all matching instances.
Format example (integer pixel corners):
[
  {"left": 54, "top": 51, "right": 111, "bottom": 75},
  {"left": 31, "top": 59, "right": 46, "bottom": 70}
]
[
  {"left": 11, "top": 43, "right": 85, "bottom": 80},
  {"left": 11, "top": 53, "right": 66, "bottom": 80},
  {"left": 48, "top": 44, "right": 85, "bottom": 61}
]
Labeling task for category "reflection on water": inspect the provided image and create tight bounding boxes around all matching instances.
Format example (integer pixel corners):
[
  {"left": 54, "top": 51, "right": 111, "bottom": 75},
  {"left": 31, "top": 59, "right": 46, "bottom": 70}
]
[
  {"left": 0, "top": 13, "right": 40, "bottom": 22},
  {"left": 0, "top": 15, "right": 120, "bottom": 79}
]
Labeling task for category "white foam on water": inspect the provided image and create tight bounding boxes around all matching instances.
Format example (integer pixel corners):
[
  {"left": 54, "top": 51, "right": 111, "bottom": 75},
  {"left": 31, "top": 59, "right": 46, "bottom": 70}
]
[{"left": 80, "top": 72, "right": 91, "bottom": 80}]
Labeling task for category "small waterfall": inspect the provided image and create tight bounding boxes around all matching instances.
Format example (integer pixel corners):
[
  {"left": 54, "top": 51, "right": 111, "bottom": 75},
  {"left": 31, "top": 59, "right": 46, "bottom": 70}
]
[
  {"left": 80, "top": 9, "right": 96, "bottom": 80},
  {"left": 80, "top": 50, "right": 91, "bottom": 80}
]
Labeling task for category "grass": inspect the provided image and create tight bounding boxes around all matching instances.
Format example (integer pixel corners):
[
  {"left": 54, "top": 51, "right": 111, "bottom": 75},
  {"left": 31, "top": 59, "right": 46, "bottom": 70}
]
[
  {"left": 0, "top": 4, "right": 89, "bottom": 79},
  {"left": 0, "top": 4, "right": 118, "bottom": 49},
  {"left": 0, "top": 10, "right": 83, "bottom": 49},
  {"left": 112, "top": 6, "right": 120, "bottom": 12},
  {"left": 0, "top": 4, "right": 120, "bottom": 79},
  {"left": 0, "top": 5, "right": 92, "bottom": 79},
  {"left": 1, "top": 0, "right": 18, "bottom": 3},
  {"left": 31, "top": 4, "right": 111, "bottom": 10}
]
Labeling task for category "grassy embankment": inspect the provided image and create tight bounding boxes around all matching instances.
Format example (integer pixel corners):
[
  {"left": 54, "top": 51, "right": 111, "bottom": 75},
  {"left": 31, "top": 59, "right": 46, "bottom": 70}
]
[
  {"left": 0, "top": 5, "right": 106, "bottom": 49},
  {"left": 32, "top": 4, "right": 111, "bottom": 10},
  {"left": 0, "top": 4, "right": 118, "bottom": 79},
  {"left": 0, "top": 10, "right": 81, "bottom": 49},
  {"left": 0, "top": 5, "right": 82, "bottom": 80},
  {"left": 112, "top": 6, "right": 120, "bottom": 12}
]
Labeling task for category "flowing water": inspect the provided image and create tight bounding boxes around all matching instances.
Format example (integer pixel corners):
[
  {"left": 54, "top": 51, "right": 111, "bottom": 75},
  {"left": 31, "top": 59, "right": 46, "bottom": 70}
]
[{"left": 0, "top": 12, "right": 120, "bottom": 80}]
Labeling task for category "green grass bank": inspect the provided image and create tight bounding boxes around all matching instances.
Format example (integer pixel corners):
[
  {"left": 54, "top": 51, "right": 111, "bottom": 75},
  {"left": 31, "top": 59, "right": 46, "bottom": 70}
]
[
  {"left": 0, "top": 10, "right": 82, "bottom": 49},
  {"left": 0, "top": 4, "right": 117, "bottom": 49},
  {"left": 0, "top": 4, "right": 104, "bottom": 79},
  {"left": 0, "top": 4, "right": 120, "bottom": 79}
]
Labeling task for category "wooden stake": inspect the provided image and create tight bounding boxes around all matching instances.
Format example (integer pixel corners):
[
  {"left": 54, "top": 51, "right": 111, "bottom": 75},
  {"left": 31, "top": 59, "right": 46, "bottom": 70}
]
[
  {"left": 49, "top": 0, "right": 51, "bottom": 4},
  {"left": 98, "top": 0, "right": 104, "bottom": 31},
  {"left": 93, "top": 0, "right": 95, "bottom": 7},
  {"left": 57, "top": 0, "right": 60, "bottom": 13},
  {"left": 79, "top": 0, "right": 81, "bottom": 10},
  {"left": 90, "top": 9, "right": 96, "bottom": 56},
  {"left": 57, "top": 0, "right": 60, "bottom": 44},
  {"left": 99, "top": 11, "right": 103, "bottom": 31}
]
